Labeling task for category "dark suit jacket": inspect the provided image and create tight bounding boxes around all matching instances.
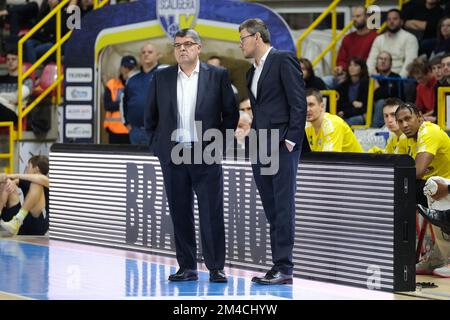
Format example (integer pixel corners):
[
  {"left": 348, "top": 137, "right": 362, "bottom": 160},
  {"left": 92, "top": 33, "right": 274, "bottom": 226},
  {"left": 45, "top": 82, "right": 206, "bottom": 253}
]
[
  {"left": 246, "top": 48, "right": 308, "bottom": 152},
  {"left": 145, "top": 62, "right": 239, "bottom": 164}
]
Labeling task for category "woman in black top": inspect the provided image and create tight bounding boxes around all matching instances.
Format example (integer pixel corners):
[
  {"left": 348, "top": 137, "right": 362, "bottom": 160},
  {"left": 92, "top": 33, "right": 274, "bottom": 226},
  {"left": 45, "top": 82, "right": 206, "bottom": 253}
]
[{"left": 299, "top": 58, "right": 327, "bottom": 90}]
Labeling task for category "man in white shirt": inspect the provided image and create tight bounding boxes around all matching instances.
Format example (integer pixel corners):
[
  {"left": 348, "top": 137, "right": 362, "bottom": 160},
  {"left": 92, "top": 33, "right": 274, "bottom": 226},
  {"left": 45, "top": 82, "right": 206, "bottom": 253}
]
[
  {"left": 367, "top": 9, "right": 419, "bottom": 78},
  {"left": 145, "top": 29, "right": 239, "bottom": 283}
]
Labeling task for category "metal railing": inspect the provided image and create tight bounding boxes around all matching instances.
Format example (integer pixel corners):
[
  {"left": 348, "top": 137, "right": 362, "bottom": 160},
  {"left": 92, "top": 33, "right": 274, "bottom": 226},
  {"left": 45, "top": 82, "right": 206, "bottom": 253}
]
[
  {"left": 93, "top": 0, "right": 109, "bottom": 9},
  {"left": 0, "top": 122, "right": 15, "bottom": 173},
  {"left": 17, "top": 0, "right": 72, "bottom": 140}
]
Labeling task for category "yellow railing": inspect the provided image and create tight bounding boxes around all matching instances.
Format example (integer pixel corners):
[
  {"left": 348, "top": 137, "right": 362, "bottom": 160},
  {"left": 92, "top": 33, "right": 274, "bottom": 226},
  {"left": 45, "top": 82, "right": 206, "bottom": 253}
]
[
  {"left": 437, "top": 87, "right": 450, "bottom": 131},
  {"left": 0, "top": 122, "right": 15, "bottom": 173},
  {"left": 321, "top": 90, "right": 339, "bottom": 115},
  {"left": 17, "top": 0, "right": 72, "bottom": 140}
]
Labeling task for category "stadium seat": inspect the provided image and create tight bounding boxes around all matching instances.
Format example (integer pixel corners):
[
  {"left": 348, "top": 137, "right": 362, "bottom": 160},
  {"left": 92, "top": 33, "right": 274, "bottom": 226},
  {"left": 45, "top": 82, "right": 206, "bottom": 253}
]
[{"left": 33, "top": 62, "right": 64, "bottom": 97}]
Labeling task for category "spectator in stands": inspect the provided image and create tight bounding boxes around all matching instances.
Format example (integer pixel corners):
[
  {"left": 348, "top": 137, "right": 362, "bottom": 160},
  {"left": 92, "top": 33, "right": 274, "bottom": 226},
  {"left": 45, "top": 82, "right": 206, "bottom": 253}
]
[
  {"left": 336, "top": 57, "right": 369, "bottom": 126},
  {"left": 0, "top": 155, "right": 49, "bottom": 236},
  {"left": 427, "top": 16, "right": 450, "bottom": 58},
  {"left": 305, "top": 88, "right": 363, "bottom": 152},
  {"left": 368, "top": 98, "right": 404, "bottom": 154},
  {"left": 206, "top": 55, "right": 239, "bottom": 105},
  {"left": 396, "top": 102, "right": 450, "bottom": 208},
  {"left": 371, "top": 51, "right": 402, "bottom": 128},
  {"left": 23, "top": 0, "right": 68, "bottom": 63},
  {"left": 239, "top": 98, "right": 252, "bottom": 118},
  {"left": 123, "top": 42, "right": 164, "bottom": 145},
  {"left": 103, "top": 56, "right": 137, "bottom": 144},
  {"left": 430, "top": 55, "right": 444, "bottom": 84},
  {"left": 402, "top": 0, "right": 444, "bottom": 45},
  {"left": 0, "top": 0, "right": 41, "bottom": 37},
  {"left": 0, "top": 48, "right": 33, "bottom": 125},
  {"left": 324, "top": 5, "right": 377, "bottom": 89},
  {"left": 432, "top": 53, "right": 450, "bottom": 123},
  {"left": 408, "top": 58, "right": 437, "bottom": 121},
  {"left": 299, "top": 57, "right": 327, "bottom": 90},
  {"left": 367, "top": 9, "right": 419, "bottom": 79}
]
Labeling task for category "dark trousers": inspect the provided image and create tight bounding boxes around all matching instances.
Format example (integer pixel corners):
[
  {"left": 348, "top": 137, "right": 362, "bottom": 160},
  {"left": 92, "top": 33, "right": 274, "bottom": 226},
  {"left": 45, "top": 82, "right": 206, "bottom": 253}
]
[
  {"left": 0, "top": 104, "right": 17, "bottom": 125},
  {"left": 252, "top": 145, "right": 300, "bottom": 275},
  {"left": 160, "top": 159, "right": 225, "bottom": 271}
]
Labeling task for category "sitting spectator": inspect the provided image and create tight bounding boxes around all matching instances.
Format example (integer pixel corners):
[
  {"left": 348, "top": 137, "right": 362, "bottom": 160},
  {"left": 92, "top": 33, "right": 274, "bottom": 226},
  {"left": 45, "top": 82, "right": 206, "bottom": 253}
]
[
  {"left": 0, "top": 0, "right": 41, "bottom": 37},
  {"left": 367, "top": 9, "right": 419, "bottom": 79},
  {"left": 0, "top": 155, "right": 49, "bottom": 236},
  {"left": 402, "top": 0, "right": 444, "bottom": 44},
  {"left": 305, "top": 88, "right": 363, "bottom": 152},
  {"left": 408, "top": 58, "right": 437, "bottom": 121},
  {"left": 430, "top": 55, "right": 444, "bottom": 84},
  {"left": 324, "top": 5, "right": 377, "bottom": 89},
  {"left": 336, "top": 57, "right": 369, "bottom": 126},
  {"left": 0, "top": 48, "right": 33, "bottom": 126},
  {"left": 429, "top": 16, "right": 450, "bottom": 58},
  {"left": 371, "top": 51, "right": 402, "bottom": 128},
  {"left": 299, "top": 58, "right": 327, "bottom": 90},
  {"left": 433, "top": 53, "right": 450, "bottom": 123},
  {"left": 239, "top": 98, "right": 252, "bottom": 118},
  {"left": 23, "top": 0, "right": 68, "bottom": 63},
  {"left": 368, "top": 98, "right": 404, "bottom": 154}
]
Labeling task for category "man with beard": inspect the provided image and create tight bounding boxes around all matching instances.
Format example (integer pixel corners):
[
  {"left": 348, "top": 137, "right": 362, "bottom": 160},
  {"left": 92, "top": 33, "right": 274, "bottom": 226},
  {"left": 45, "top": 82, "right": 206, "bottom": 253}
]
[
  {"left": 367, "top": 9, "right": 419, "bottom": 78},
  {"left": 325, "top": 6, "right": 378, "bottom": 89}
]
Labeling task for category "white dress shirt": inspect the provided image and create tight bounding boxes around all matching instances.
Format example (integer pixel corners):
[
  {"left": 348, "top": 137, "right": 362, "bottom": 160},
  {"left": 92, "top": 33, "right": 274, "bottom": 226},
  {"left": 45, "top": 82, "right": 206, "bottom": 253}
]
[
  {"left": 251, "top": 46, "right": 272, "bottom": 99},
  {"left": 251, "top": 47, "right": 295, "bottom": 147},
  {"left": 176, "top": 61, "right": 200, "bottom": 143}
]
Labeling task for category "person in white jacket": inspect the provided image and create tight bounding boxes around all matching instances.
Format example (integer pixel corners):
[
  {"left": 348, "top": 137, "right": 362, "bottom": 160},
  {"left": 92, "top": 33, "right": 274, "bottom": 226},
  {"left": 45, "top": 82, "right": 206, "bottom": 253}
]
[
  {"left": 0, "top": 48, "right": 33, "bottom": 125},
  {"left": 367, "top": 9, "right": 419, "bottom": 78}
]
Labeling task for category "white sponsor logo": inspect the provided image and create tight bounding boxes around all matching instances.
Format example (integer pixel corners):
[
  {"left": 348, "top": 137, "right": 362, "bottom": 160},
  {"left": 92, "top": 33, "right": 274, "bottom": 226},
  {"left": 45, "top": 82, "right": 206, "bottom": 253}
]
[
  {"left": 65, "top": 105, "right": 92, "bottom": 120},
  {"left": 66, "top": 68, "right": 92, "bottom": 83},
  {"left": 65, "top": 123, "right": 92, "bottom": 138},
  {"left": 66, "top": 86, "right": 92, "bottom": 101}
]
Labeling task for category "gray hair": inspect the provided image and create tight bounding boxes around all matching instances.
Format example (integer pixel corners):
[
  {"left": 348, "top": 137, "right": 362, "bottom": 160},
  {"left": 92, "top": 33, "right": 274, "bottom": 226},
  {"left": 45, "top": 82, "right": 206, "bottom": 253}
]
[
  {"left": 239, "top": 18, "right": 271, "bottom": 44},
  {"left": 174, "top": 29, "right": 202, "bottom": 44}
]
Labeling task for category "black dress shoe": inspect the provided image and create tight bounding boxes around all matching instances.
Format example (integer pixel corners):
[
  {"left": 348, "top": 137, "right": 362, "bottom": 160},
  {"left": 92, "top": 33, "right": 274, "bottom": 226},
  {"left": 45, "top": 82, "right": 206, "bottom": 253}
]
[
  {"left": 168, "top": 268, "right": 198, "bottom": 281},
  {"left": 252, "top": 269, "right": 292, "bottom": 285},
  {"left": 209, "top": 269, "right": 228, "bottom": 283},
  {"left": 418, "top": 205, "right": 450, "bottom": 231}
]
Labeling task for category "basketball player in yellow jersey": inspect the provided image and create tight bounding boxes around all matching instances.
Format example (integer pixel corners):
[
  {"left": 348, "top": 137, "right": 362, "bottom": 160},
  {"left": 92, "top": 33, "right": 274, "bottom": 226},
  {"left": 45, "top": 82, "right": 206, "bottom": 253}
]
[
  {"left": 396, "top": 103, "right": 450, "bottom": 182},
  {"left": 305, "top": 88, "right": 363, "bottom": 152},
  {"left": 368, "top": 97, "right": 404, "bottom": 154}
]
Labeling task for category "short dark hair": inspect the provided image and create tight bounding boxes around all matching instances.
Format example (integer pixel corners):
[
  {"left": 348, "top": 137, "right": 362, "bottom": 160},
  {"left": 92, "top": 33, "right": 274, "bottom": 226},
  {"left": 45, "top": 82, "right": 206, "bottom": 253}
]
[
  {"left": 174, "top": 28, "right": 202, "bottom": 44},
  {"left": 5, "top": 47, "right": 18, "bottom": 56},
  {"left": 430, "top": 55, "right": 443, "bottom": 67},
  {"left": 441, "top": 52, "right": 450, "bottom": 62},
  {"left": 387, "top": 8, "right": 402, "bottom": 19},
  {"left": 239, "top": 18, "right": 271, "bottom": 44},
  {"left": 395, "top": 102, "right": 422, "bottom": 118},
  {"left": 306, "top": 88, "right": 323, "bottom": 103},
  {"left": 28, "top": 155, "right": 49, "bottom": 175},
  {"left": 383, "top": 97, "right": 403, "bottom": 110}
]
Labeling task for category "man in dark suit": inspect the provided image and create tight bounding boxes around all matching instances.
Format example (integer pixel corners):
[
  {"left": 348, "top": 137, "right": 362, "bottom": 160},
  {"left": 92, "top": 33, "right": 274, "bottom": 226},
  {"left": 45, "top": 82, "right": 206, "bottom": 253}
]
[
  {"left": 145, "top": 29, "right": 239, "bottom": 283},
  {"left": 239, "top": 18, "right": 308, "bottom": 285}
]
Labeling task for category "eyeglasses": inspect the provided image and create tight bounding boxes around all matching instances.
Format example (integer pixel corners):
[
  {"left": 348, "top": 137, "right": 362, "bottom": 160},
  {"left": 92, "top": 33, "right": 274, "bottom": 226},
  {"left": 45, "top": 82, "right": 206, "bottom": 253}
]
[
  {"left": 239, "top": 33, "right": 255, "bottom": 44},
  {"left": 173, "top": 41, "right": 198, "bottom": 49}
]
